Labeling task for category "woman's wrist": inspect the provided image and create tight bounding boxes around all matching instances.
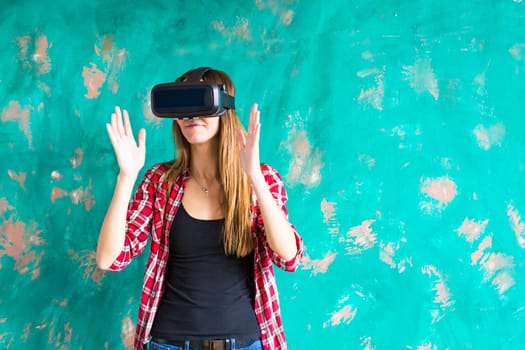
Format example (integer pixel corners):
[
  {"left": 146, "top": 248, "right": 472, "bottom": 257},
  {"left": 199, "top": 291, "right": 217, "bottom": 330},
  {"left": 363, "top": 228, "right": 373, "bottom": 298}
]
[
  {"left": 117, "top": 172, "right": 138, "bottom": 186},
  {"left": 247, "top": 170, "right": 265, "bottom": 187}
]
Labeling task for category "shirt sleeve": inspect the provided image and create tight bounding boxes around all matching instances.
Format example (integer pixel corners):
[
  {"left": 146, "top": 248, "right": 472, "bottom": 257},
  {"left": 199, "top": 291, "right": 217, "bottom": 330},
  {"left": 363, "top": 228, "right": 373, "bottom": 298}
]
[
  {"left": 108, "top": 167, "right": 157, "bottom": 271},
  {"left": 256, "top": 164, "right": 304, "bottom": 272}
]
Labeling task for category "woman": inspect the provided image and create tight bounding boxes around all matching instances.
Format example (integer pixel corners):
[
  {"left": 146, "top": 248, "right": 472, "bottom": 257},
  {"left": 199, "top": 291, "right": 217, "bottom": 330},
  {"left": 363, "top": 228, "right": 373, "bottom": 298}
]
[{"left": 96, "top": 67, "right": 304, "bottom": 350}]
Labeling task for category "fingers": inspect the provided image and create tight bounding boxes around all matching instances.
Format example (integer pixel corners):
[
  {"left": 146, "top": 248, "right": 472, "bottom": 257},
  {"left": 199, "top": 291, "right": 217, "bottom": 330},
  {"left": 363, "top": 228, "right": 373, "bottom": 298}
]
[
  {"left": 248, "top": 103, "right": 261, "bottom": 145},
  {"left": 137, "top": 128, "right": 146, "bottom": 151},
  {"left": 250, "top": 103, "right": 260, "bottom": 127},
  {"left": 106, "top": 122, "right": 118, "bottom": 147},
  {"left": 237, "top": 129, "right": 246, "bottom": 148},
  {"left": 250, "top": 122, "right": 260, "bottom": 147},
  {"left": 109, "top": 106, "right": 135, "bottom": 140},
  {"left": 115, "top": 106, "right": 126, "bottom": 136},
  {"left": 250, "top": 103, "right": 258, "bottom": 115},
  {"left": 110, "top": 112, "right": 119, "bottom": 142},
  {"left": 123, "top": 109, "right": 133, "bottom": 136}
]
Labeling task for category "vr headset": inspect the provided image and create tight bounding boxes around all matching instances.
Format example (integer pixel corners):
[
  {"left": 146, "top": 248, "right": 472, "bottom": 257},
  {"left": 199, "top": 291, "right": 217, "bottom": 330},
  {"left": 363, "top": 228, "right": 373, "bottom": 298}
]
[{"left": 150, "top": 67, "right": 235, "bottom": 119}]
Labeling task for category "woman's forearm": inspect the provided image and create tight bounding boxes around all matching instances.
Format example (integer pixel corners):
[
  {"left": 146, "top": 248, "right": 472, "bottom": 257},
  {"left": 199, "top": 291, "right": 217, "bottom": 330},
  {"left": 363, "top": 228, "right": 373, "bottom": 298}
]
[
  {"left": 250, "top": 173, "right": 298, "bottom": 261},
  {"left": 96, "top": 174, "right": 137, "bottom": 270}
]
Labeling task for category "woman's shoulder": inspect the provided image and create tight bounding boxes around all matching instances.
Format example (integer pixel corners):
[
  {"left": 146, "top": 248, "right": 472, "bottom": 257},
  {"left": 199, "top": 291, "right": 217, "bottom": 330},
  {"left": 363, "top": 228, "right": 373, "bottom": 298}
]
[{"left": 142, "top": 161, "right": 176, "bottom": 181}]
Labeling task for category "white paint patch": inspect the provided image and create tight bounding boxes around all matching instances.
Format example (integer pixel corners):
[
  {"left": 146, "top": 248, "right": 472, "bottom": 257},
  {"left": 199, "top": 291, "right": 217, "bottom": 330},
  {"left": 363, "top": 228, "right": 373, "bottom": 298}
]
[
  {"left": 402, "top": 58, "right": 439, "bottom": 100},
  {"left": 211, "top": 17, "right": 253, "bottom": 43},
  {"left": 507, "top": 203, "right": 525, "bottom": 248},
  {"left": 509, "top": 43, "right": 525, "bottom": 60},
  {"left": 356, "top": 68, "right": 381, "bottom": 78},
  {"left": 282, "top": 113, "right": 323, "bottom": 188},
  {"left": 480, "top": 253, "right": 516, "bottom": 294},
  {"left": 473, "top": 71, "right": 487, "bottom": 96},
  {"left": 302, "top": 252, "right": 337, "bottom": 275},
  {"left": 357, "top": 67, "right": 385, "bottom": 111},
  {"left": 379, "top": 240, "right": 412, "bottom": 273},
  {"left": 360, "top": 336, "right": 375, "bottom": 350},
  {"left": 473, "top": 123, "right": 506, "bottom": 150},
  {"left": 341, "top": 220, "right": 377, "bottom": 255},
  {"left": 457, "top": 217, "right": 488, "bottom": 243},
  {"left": 358, "top": 154, "right": 376, "bottom": 170},
  {"left": 416, "top": 343, "right": 438, "bottom": 350},
  {"left": 420, "top": 176, "right": 457, "bottom": 213},
  {"left": 470, "top": 235, "right": 516, "bottom": 295},
  {"left": 323, "top": 296, "right": 358, "bottom": 328},
  {"left": 422, "top": 265, "right": 455, "bottom": 324},
  {"left": 321, "top": 199, "right": 340, "bottom": 235}
]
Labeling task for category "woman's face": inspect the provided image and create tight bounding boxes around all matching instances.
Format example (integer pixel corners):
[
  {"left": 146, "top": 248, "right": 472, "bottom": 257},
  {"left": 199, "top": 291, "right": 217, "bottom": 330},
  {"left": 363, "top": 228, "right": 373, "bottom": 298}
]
[{"left": 176, "top": 116, "right": 220, "bottom": 145}]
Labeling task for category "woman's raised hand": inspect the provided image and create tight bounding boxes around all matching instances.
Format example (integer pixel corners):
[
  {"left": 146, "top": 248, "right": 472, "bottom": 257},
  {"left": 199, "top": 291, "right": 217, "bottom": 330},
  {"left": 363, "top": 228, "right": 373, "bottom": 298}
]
[
  {"left": 238, "top": 103, "right": 262, "bottom": 180},
  {"left": 105, "top": 106, "right": 146, "bottom": 178}
]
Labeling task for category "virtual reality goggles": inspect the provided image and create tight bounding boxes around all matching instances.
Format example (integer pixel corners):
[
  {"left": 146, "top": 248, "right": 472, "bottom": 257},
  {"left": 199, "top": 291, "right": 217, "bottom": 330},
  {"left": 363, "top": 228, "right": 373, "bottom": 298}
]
[{"left": 151, "top": 67, "right": 235, "bottom": 119}]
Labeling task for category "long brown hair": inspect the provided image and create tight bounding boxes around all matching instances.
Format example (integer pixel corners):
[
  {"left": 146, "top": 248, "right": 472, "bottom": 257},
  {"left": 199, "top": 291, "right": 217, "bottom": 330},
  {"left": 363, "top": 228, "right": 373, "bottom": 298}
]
[{"left": 163, "top": 68, "right": 253, "bottom": 257}]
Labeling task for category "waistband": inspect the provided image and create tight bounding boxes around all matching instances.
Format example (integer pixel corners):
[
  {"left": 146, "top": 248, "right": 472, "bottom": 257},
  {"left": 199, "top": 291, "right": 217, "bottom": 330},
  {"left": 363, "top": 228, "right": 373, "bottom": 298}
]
[{"left": 151, "top": 337, "right": 259, "bottom": 350}]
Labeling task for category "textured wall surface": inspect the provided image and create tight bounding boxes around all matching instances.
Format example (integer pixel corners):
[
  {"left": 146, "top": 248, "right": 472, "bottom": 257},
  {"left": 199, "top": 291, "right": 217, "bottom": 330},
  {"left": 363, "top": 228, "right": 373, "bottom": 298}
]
[{"left": 1, "top": 0, "right": 525, "bottom": 349}]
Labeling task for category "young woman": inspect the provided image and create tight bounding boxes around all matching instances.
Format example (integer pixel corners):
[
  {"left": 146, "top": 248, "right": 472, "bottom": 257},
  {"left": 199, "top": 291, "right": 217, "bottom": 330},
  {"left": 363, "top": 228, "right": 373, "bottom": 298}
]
[{"left": 96, "top": 68, "right": 304, "bottom": 350}]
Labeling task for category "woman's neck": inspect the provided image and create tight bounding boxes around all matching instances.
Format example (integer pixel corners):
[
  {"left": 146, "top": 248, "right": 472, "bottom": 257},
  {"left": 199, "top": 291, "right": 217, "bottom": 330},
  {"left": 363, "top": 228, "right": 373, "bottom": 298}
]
[{"left": 189, "top": 143, "right": 220, "bottom": 181}]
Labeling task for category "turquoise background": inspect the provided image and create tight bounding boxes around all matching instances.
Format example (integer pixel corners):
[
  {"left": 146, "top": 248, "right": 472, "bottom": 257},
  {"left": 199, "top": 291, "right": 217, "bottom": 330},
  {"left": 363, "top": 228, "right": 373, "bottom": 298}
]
[{"left": 1, "top": 0, "right": 525, "bottom": 349}]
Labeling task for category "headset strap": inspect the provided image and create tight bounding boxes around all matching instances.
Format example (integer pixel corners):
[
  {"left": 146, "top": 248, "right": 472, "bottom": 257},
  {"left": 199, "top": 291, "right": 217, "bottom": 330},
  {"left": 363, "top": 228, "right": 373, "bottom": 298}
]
[
  {"left": 185, "top": 67, "right": 211, "bottom": 82},
  {"left": 186, "top": 67, "right": 235, "bottom": 110},
  {"left": 223, "top": 93, "right": 235, "bottom": 110}
]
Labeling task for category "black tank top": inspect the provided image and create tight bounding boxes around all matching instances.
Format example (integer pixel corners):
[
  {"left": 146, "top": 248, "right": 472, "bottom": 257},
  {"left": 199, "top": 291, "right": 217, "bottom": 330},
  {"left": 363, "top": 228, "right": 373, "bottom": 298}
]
[{"left": 151, "top": 204, "right": 261, "bottom": 339}]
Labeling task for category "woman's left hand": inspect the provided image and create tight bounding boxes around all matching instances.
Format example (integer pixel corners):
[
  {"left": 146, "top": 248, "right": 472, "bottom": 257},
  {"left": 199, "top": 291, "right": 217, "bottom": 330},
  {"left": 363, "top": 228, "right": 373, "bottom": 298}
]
[{"left": 238, "top": 103, "right": 262, "bottom": 180}]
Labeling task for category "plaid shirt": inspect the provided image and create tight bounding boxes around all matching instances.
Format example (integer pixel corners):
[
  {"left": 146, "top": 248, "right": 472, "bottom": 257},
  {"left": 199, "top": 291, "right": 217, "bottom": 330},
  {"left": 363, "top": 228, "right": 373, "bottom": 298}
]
[{"left": 108, "top": 163, "right": 304, "bottom": 350}]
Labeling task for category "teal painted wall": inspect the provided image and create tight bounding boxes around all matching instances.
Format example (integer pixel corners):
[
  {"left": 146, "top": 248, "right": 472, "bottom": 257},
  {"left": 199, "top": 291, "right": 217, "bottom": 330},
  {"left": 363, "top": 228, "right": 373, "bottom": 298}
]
[{"left": 1, "top": 0, "right": 525, "bottom": 348}]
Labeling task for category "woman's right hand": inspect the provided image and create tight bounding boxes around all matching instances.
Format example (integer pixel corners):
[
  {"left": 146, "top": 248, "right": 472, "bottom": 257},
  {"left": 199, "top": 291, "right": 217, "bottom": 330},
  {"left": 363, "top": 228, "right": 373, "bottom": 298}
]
[{"left": 105, "top": 106, "right": 146, "bottom": 178}]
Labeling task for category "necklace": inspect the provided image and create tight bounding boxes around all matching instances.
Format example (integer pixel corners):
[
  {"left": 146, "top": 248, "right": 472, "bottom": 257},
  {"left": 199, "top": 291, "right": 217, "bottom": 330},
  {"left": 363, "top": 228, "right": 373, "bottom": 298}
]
[{"left": 191, "top": 175, "right": 209, "bottom": 196}]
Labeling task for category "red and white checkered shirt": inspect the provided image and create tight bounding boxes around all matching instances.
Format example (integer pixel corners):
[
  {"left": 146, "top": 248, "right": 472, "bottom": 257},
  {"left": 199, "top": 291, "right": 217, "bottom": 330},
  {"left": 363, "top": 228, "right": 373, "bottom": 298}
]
[{"left": 108, "top": 163, "right": 304, "bottom": 350}]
